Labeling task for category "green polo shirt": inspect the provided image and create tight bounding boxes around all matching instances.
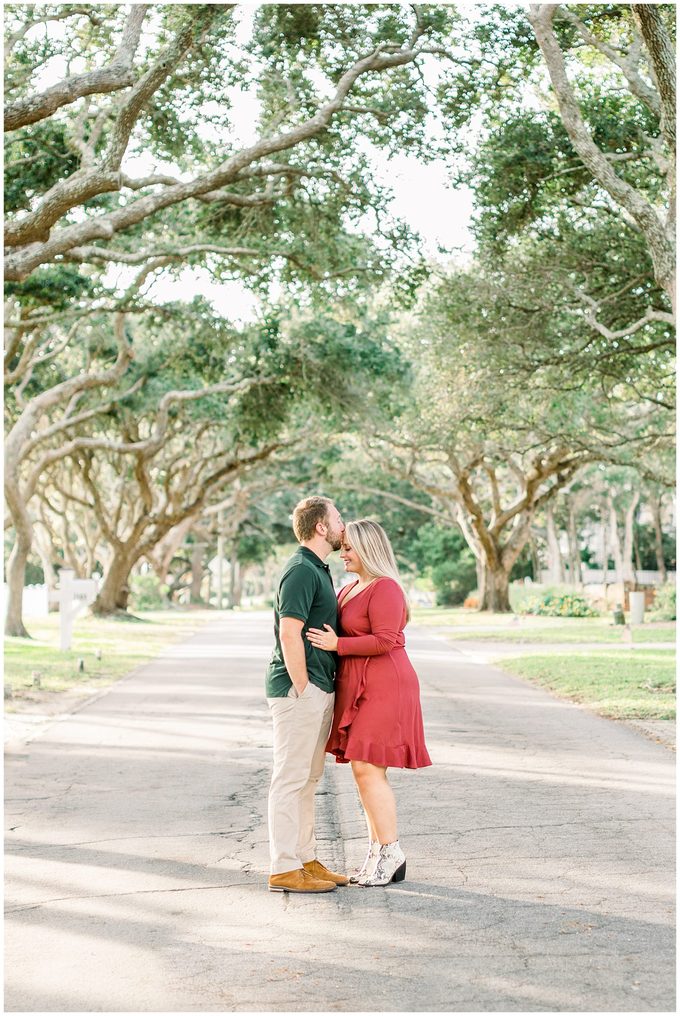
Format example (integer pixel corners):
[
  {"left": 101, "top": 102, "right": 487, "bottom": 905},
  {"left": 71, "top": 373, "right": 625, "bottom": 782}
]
[{"left": 265, "top": 546, "right": 338, "bottom": 697}]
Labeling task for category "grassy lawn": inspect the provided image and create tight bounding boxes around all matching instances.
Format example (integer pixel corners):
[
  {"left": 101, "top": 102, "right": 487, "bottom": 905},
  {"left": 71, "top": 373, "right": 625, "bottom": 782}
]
[
  {"left": 410, "top": 607, "right": 675, "bottom": 644},
  {"left": 4, "top": 609, "right": 218, "bottom": 707},
  {"left": 442, "top": 625, "right": 673, "bottom": 644},
  {"left": 496, "top": 649, "right": 676, "bottom": 720},
  {"left": 411, "top": 606, "right": 676, "bottom": 721}
]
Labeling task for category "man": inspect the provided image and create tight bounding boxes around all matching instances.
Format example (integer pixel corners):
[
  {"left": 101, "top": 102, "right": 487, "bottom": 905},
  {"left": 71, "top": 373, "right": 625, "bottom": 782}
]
[{"left": 265, "top": 495, "right": 349, "bottom": 893}]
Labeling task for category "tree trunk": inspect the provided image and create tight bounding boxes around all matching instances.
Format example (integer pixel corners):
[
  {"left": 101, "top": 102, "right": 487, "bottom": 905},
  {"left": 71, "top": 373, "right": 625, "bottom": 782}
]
[
  {"left": 228, "top": 546, "right": 241, "bottom": 608},
  {"left": 91, "top": 546, "right": 136, "bottom": 615},
  {"left": 609, "top": 497, "right": 625, "bottom": 583},
  {"left": 600, "top": 511, "right": 609, "bottom": 584},
  {"left": 528, "top": 531, "right": 541, "bottom": 582},
  {"left": 650, "top": 495, "right": 668, "bottom": 582},
  {"left": 567, "top": 506, "right": 582, "bottom": 585},
  {"left": 479, "top": 563, "right": 512, "bottom": 613},
  {"left": 165, "top": 557, "right": 190, "bottom": 604},
  {"left": 4, "top": 472, "right": 34, "bottom": 636},
  {"left": 474, "top": 557, "right": 484, "bottom": 596},
  {"left": 234, "top": 563, "right": 247, "bottom": 607},
  {"left": 148, "top": 516, "right": 195, "bottom": 585},
  {"left": 470, "top": 516, "right": 533, "bottom": 613},
  {"left": 190, "top": 543, "right": 205, "bottom": 604},
  {"left": 33, "top": 526, "right": 60, "bottom": 600},
  {"left": 545, "top": 505, "right": 565, "bottom": 584},
  {"left": 633, "top": 526, "right": 642, "bottom": 575},
  {"left": 622, "top": 493, "right": 640, "bottom": 584},
  {"left": 4, "top": 532, "right": 31, "bottom": 637}
]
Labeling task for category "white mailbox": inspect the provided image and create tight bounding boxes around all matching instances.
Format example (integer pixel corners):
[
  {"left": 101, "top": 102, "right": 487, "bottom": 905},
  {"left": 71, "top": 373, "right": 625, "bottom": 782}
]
[{"left": 58, "top": 570, "right": 99, "bottom": 651}]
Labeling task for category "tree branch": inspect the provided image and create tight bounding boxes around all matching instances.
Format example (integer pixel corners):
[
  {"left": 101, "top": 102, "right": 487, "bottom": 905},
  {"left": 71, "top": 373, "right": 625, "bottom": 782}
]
[
  {"left": 4, "top": 6, "right": 148, "bottom": 132},
  {"left": 556, "top": 7, "right": 661, "bottom": 119},
  {"left": 21, "top": 376, "right": 146, "bottom": 458},
  {"left": 26, "top": 375, "right": 275, "bottom": 490},
  {"left": 62, "top": 242, "right": 368, "bottom": 281},
  {"left": 631, "top": 4, "right": 676, "bottom": 157},
  {"left": 528, "top": 3, "right": 675, "bottom": 306},
  {"left": 5, "top": 7, "right": 106, "bottom": 61},
  {"left": 103, "top": 7, "right": 224, "bottom": 171},
  {"left": 5, "top": 22, "right": 434, "bottom": 279},
  {"left": 5, "top": 313, "right": 133, "bottom": 482},
  {"left": 340, "top": 483, "right": 453, "bottom": 524},
  {"left": 4, "top": 7, "right": 219, "bottom": 249}
]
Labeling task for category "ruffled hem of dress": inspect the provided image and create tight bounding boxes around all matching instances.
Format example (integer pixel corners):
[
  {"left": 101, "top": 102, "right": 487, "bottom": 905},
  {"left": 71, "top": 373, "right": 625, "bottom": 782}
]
[
  {"left": 332, "top": 659, "right": 369, "bottom": 760},
  {"left": 328, "top": 739, "right": 432, "bottom": 770}
]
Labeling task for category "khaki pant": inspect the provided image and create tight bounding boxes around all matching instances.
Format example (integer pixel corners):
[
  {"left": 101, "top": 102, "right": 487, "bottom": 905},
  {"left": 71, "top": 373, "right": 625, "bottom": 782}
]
[{"left": 267, "top": 682, "right": 335, "bottom": 875}]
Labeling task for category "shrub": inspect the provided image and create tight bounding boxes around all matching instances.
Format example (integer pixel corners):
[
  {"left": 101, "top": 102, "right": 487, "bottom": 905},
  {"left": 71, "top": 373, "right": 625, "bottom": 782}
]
[
  {"left": 129, "top": 573, "right": 169, "bottom": 610},
  {"left": 521, "top": 592, "right": 599, "bottom": 618},
  {"left": 510, "top": 583, "right": 574, "bottom": 612},
  {"left": 651, "top": 582, "right": 676, "bottom": 620},
  {"left": 432, "top": 562, "right": 475, "bottom": 606},
  {"left": 411, "top": 524, "right": 478, "bottom": 606}
]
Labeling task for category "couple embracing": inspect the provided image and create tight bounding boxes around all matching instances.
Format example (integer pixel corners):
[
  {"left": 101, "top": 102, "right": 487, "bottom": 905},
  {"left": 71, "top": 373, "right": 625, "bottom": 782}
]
[{"left": 265, "top": 495, "right": 431, "bottom": 893}]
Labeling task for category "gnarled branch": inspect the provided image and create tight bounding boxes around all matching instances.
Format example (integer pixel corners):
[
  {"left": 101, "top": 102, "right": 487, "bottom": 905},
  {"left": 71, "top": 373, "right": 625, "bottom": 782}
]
[{"left": 4, "top": 6, "right": 148, "bottom": 132}]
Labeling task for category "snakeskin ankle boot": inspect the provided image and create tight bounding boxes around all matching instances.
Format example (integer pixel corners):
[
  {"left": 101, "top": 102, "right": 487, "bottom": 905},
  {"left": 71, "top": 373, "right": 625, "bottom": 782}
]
[
  {"left": 357, "top": 840, "right": 406, "bottom": 887},
  {"left": 350, "top": 840, "right": 379, "bottom": 883}
]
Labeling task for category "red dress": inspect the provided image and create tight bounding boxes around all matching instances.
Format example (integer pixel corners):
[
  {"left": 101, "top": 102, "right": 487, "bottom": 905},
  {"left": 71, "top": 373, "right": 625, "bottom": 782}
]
[{"left": 326, "top": 577, "right": 432, "bottom": 769}]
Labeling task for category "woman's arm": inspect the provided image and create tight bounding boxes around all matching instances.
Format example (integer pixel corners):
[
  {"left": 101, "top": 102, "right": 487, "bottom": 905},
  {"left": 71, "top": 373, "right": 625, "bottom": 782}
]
[{"left": 336, "top": 579, "right": 404, "bottom": 657}]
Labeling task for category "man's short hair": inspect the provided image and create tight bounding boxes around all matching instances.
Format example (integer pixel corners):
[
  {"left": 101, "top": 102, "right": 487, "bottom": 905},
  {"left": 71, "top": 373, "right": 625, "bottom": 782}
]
[{"left": 292, "top": 496, "right": 334, "bottom": 542}]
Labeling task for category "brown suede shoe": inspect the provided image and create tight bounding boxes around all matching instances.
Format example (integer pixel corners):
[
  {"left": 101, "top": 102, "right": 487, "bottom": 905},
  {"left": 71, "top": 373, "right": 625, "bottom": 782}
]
[
  {"left": 268, "top": 868, "right": 336, "bottom": 893},
  {"left": 303, "top": 859, "right": 350, "bottom": 886}
]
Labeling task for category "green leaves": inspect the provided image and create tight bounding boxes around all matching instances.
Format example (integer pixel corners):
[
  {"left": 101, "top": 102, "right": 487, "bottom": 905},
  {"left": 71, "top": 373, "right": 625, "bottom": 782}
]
[
  {"left": 4, "top": 264, "right": 99, "bottom": 310},
  {"left": 5, "top": 121, "right": 79, "bottom": 215},
  {"left": 470, "top": 93, "right": 661, "bottom": 251},
  {"left": 411, "top": 523, "right": 477, "bottom": 605},
  {"left": 230, "top": 305, "right": 409, "bottom": 442}
]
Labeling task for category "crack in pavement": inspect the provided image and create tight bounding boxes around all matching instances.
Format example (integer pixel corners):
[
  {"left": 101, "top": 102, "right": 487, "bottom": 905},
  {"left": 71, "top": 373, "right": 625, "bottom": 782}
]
[
  {"left": 5, "top": 879, "right": 256, "bottom": 914},
  {"left": 402, "top": 821, "right": 596, "bottom": 837},
  {"left": 6, "top": 829, "right": 256, "bottom": 851}
]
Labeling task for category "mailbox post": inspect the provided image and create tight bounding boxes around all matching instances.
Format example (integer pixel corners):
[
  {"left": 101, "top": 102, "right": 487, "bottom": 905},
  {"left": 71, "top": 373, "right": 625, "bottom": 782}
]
[{"left": 58, "top": 570, "right": 99, "bottom": 651}]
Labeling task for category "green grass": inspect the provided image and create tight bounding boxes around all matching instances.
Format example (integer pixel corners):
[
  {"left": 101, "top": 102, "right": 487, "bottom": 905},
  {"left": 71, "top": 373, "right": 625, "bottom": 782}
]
[
  {"left": 4, "top": 609, "right": 217, "bottom": 706},
  {"left": 497, "top": 648, "right": 676, "bottom": 720},
  {"left": 410, "top": 607, "right": 675, "bottom": 645},
  {"left": 411, "top": 606, "right": 506, "bottom": 627},
  {"left": 444, "top": 625, "right": 673, "bottom": 644},
  {"left": 412, "top": 607, "right": 676, "bottom": 719}
]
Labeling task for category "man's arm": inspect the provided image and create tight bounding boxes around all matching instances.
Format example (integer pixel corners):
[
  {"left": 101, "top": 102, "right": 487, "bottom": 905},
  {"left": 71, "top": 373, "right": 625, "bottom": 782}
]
[{"left": 280, "top": 617, "right": 309, "bottom": 696}]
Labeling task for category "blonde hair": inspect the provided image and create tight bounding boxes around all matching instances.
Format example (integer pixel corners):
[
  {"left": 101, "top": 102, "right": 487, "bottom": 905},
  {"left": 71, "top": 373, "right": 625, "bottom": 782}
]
[{"left": 345, "top": 519, "right": 410, "bottom": 621}]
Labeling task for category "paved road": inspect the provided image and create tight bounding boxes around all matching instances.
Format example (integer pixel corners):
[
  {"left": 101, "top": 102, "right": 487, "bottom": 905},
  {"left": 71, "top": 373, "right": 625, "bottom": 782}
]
[{"left": 5, "top": 612, "right": 675, "bottom": 1012}]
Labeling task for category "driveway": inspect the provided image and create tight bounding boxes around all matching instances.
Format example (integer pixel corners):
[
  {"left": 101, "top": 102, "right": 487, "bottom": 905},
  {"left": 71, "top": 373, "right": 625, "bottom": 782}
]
[{"left": 5, "top": 612, "right": 675, "bottom": 1012}]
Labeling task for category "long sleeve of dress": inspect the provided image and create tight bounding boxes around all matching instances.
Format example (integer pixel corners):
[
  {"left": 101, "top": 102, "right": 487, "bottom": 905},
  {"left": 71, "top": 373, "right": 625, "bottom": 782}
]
[{"left": 336, "top": 578, "right": 405, "bottom": 657}]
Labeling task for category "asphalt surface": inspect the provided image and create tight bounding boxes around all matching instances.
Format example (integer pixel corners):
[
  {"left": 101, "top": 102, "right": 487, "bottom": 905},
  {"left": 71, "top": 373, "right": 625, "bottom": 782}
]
[{"left": 4, "top": 612, "right": 676, "bottom": 1013}]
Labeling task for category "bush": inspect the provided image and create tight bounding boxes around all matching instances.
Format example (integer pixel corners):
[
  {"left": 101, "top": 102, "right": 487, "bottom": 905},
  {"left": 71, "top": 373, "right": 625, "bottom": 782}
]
[
  {"left": 129, "top": 573, "right": 169, "bottom": 610},
  {"left": 521, "top": 592, "right": 599, "bottom": 618},
  {"left": 511, "top": 583, "right": 586, "bottom": 612},
  {"left": 411, "top": 524, "right": 478, "bottom": 607},
  {"left": 651, "top": 582, "right": 676, "bottom": 620}
]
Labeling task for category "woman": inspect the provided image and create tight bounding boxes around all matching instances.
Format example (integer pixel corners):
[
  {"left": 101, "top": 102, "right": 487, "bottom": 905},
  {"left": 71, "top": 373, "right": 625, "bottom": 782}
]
[{"left": 306, "top": 519, "right": 431, "bottom": 887}]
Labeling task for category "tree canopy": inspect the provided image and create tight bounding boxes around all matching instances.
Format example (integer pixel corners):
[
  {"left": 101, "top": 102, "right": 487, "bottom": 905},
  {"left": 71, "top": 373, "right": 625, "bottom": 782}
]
[{"left": 4, "top": 3, "right": 675, "bottom": 631}]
